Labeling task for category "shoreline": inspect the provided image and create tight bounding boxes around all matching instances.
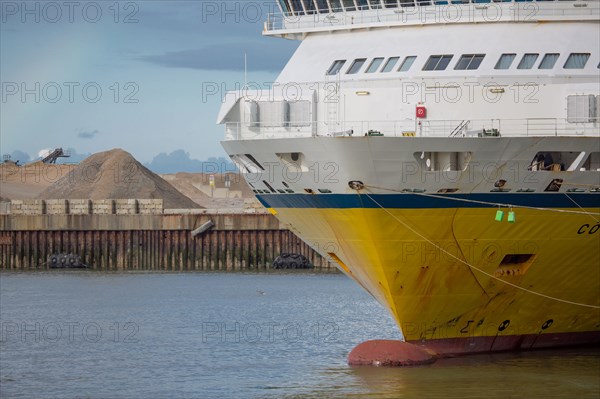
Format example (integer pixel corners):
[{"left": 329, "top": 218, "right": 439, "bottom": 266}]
[{"left": 0, "top": 268, "right": 341, "bottom": 275}]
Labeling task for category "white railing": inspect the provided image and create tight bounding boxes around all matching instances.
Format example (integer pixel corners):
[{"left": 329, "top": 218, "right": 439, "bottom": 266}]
[
  {"left": 264, "top": 1, "right": 599, "bottom": 33},
  {"left": 224, "top": 118, "right": 600, "bottom": 140}
]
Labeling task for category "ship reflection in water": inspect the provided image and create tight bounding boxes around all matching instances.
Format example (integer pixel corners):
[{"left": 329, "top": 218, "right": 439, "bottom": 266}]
[
  {"left": 0, "top": 272, "right": 598, "bottom": 398},
  {"left": 342, "top": 349, "right": 600, "bottom": 399}
]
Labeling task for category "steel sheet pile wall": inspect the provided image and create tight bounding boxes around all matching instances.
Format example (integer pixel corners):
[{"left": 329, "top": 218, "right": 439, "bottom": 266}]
[{"left": 0, "top": 214, "right": 334, "bottom": 271}]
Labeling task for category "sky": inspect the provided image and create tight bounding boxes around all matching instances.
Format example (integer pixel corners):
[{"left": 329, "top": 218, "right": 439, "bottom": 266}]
[{"left": 0, "top": 0, "right": 299, "bottom": 166}]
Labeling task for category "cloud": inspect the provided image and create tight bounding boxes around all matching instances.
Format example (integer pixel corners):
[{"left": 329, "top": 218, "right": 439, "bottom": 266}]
[
  {"left": 56, "top": 148, "right": 92, "bottom": 164},
  {"left": 137, "top": 41, "right": 299, "bottom": 72},
  {"left": 145, "top": 149, "right": 236, "bottom": 174},
  {"left": 77, "top": 130, "right": 100, "bottom": 139}
]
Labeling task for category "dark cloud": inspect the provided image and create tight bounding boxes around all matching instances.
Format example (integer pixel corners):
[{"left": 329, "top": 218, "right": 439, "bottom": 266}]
[
  {"left": 137, "top": 40, "right": 298, "bottom": 72},
  {"left": 77, "top": 130, "right": 99, "bottom": 139},
  {"left": 145, "top": 149, "right": 236, "bottom": 174}
]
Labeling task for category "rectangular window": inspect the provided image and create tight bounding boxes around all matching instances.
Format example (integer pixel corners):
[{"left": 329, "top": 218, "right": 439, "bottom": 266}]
[
  {"left": 315, "top": 0, "right": 330, "bottom": 12},
  {"left": 494, "top": 53, "right": 516, "bottom": 70},
  {"left": 342, "top": 0, "right": 356, "bottom": 11},
  {"left": 366, "top": 57, "right": 385, "bottom": 73},
  {"left": 398, "top": 56, "right": 416, "bottom": 72},
  {"left": 454, "top": 54, "right": 485, "bottom": 70},
  {"left": 326, "top": 60, "right": 346, "bottom": 75},
  {"left": 564, "top": 53, "right": 590, "bottom": 69},
  {"left": 290, "top": 0, "right": 304, "bottom": 15},
  {"left": 381, "top": 57, "right": 400, "bottom": 72},
  {"left": 303, "top": 0, "right": 316, "bottom": 13},
  {"left": 517, "top": 53, "right": 539, "bottom": 69},
  {"left": 356, "top": 0, "right": 369, "bottom": 10},
  {"left": 538, "top": 53, "right": 559, "bottom": 69},
  {"left": 278, "top": 0, "right": 291, "bottom": 14},
  {"left": 347, "top": 58, "right": 367, "bottom": 74},
  {"left": 329, "top": 0, "right": 343, "bottom": 12},
  {"left": 423, "top": 55, "right": 453, "bottom": 71}
]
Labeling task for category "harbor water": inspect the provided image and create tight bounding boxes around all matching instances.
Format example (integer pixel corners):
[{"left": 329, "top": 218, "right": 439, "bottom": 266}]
[{"left": 1, "top": 271, "right": 598, "bottom": 398}]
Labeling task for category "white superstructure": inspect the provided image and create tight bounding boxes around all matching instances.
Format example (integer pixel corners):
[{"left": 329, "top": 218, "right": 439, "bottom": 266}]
[{"left": 219, "top": 0, "right": 599, "bottom": 143}]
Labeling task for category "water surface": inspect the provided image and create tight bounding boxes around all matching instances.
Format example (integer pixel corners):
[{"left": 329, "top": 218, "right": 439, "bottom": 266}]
[{"left": 1, "top": 271, "right": 598, "bottom": 398}]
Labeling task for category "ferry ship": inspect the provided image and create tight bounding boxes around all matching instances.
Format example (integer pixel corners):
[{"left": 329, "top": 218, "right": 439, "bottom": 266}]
[{"left": 219, "top": 0, "right": 600, "bottom": 356}]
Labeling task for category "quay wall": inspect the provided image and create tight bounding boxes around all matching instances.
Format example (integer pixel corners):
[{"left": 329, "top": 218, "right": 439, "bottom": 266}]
[{"left": 0, "top": 200, "right": 335, "bottom": 271}]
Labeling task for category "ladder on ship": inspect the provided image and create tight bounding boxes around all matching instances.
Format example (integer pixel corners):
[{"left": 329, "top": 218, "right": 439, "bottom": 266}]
[
  {"left": 449, "top": 120, "right": 470, "bottom": 137},
  {"left": 324, "top": 73, "right": 341, "bottom": 133}
]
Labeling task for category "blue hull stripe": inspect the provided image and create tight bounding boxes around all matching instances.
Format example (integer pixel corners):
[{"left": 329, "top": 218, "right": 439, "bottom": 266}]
[{"left": 257, "top": 193, "right": 600, "bottom": 210}]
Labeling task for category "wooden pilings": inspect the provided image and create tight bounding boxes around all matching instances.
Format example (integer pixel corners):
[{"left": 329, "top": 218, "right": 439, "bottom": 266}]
[{"left": 0, "top": 213, "right": 334, "bottom": 271}]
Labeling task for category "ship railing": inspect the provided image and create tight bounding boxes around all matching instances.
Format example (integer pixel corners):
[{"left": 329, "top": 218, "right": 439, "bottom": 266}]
[
  {"left": 342, "top": 118, "right": 600, "bottom": 137},
  {"left": 264, "top": 0, "right": 599, "bottom": 32},
  {"left": 224, "top": 118, "right": 599, "bottom": 139}
]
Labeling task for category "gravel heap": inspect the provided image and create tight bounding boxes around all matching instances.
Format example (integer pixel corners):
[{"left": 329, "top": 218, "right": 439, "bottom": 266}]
[{"left": 37, "top": 149, "right": 200, "bottom": 209}]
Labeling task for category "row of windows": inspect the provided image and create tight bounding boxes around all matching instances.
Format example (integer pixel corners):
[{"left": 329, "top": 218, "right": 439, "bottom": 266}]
[
  {"left": 279, "top": 0, "right": 589, "bottom": 17},
  {"left": 326, "top": 52, "right": 592, "bottom": 75},
  {"left": 495, "top": 53, "right": 590, "bottom": 70},
  {"left": 327, "top": 56, "right": 416, "bottom": 75}
]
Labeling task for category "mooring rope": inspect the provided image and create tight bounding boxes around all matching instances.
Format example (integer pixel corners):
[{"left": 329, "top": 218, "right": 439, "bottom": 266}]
[
  {"left": 563, "top": 192, "right": 600, "bottom": 223},
  {"left": 363, "top": 184, "right": 600, "bottom": 217}
]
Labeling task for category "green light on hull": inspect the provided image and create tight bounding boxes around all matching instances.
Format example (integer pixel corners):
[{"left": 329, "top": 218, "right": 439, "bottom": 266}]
[
  {"left": 495, "top": 209, "right": 504, "bottom": 222},
  {"left": 508, "top": 210, "right": 516, "bottom": 223}
]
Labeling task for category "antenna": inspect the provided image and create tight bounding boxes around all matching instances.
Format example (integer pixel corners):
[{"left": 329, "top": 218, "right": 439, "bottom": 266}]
[{"left": 244, "top": 53, "right": 247, "bottom": 89}]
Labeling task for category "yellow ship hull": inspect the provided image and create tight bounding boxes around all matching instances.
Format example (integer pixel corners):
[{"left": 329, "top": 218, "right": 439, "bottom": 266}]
[
  {"left": 223, "top": 135, "right": 600, "bottom": 355},
  {"left": 264, "top": 197, "right": 600, "bottom": 354}
]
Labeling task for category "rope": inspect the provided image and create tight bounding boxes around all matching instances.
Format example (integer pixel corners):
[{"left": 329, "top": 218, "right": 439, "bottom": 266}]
[
  {"left": 564, "top": 192, "right": 600, "bottom": 223},
  {"left": 361, "top": 190, "right": 600, "bottom": 309},
  {"left": 364, "top": 184, "right": 600, "bottom": 217}
]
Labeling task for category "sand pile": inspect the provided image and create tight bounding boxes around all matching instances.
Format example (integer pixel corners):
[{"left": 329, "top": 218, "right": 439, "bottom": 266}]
[
  {"left": 37, "top": 149, "right": 200, "bottom": 209},
  {"left": 0, "top": 161, "right": 76, "bottom": 200}
]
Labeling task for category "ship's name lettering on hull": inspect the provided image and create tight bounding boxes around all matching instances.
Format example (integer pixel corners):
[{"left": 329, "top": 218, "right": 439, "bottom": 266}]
[{"left": 577, "top": 224, "right": 600, "bottom": 235}]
